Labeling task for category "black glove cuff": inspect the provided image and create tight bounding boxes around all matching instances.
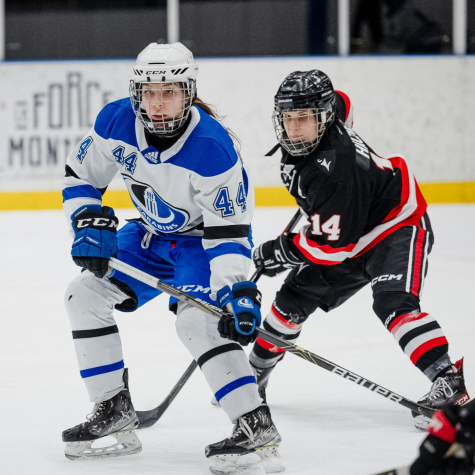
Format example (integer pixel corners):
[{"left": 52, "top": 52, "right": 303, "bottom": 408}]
[
  {"left": 74, "top": 212, "right": 119, "bottom": 233},
  {"left": 233, "top": 287, "right": 262, "bottom": 308},
  {"left": 410, "top": 435, "right": 452, "bottom": 475},
  {"left": 279, "top": 234, "right": 303, "bottom": 266}
]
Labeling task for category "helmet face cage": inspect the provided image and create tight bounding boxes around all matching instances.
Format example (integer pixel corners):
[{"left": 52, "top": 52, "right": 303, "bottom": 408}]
[
  {"left": 272, "top": 102, "right": 334, "bottom": 157},
  {"left": 129, "top": 79, "right": 196, "bottom": 136},
  {"left": 272, "top": 69, "right": 336, "bottom": 157}
]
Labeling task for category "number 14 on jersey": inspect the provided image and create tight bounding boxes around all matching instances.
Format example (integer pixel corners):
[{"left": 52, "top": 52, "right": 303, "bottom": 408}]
[{"left": 311, "top": 214, "right": 341, "bottom": 241}]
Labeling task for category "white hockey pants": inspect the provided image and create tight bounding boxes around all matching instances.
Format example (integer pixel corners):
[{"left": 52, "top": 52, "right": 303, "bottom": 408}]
[{"left": 65, "top": 270, "right": 262, "bottom": 422}]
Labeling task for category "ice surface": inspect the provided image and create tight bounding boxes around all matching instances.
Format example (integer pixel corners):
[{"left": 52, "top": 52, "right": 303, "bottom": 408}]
[{"left": 1, "top": 205, "right": 474, "bottom": 474}]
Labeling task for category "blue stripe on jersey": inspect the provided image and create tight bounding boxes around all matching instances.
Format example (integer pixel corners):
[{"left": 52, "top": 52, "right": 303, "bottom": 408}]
[
  {"left": 62, "top": 185, "right": 102, "bottom": 202},
  {"left": 215, "top": 375, "right": 256, "bottom": 402},
  {"left": 166, "top": 107, "right": 238, "bottom": 177},
  {"left": 94, "top": 99, "right": 138, "bottom": 147},
  {"left": 205, "top": 242, "right": 252, "bottom": 261},
  {"left": 80, "top": 360, "right": 124, "bottom": 378}
]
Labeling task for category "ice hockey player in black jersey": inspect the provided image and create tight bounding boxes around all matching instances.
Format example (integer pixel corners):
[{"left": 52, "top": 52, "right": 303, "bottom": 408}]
[{"left": 222, "top": 70, "right": 469, "bottom": 431}]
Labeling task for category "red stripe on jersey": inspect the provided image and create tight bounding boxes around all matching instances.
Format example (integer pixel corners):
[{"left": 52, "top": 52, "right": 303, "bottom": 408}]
[
  {"left": 382, "top": 156, "right": 411, "bottom": 223},
  {"left": 335, "top": 90, "right": 351, "bottom": 122},
  {"left": 296, "top": 236, "right": 356, "bottom": 254},
  {"left": 411, "top": 228, "right": 426, "bottom": 297},
  {"left": 271, "top": 306, "right": 302, "bottom": 331},
  {"left": 428, "top": 410, "right": 457, "bottom": 444},
  {"left": 256, "top": 337, "right": 285, "bottom": 354},
  {"left": 410, "top": 336, "right": 448, "bottom": 365},
  {"left": 292, "top": 235, "right": 344, "bottom": 265},
  {"left": 389, "top": 312, "right": 429, "bottom": 334},
  {"left": 353, "top": 211, "right": 426, "bottom": 259}
]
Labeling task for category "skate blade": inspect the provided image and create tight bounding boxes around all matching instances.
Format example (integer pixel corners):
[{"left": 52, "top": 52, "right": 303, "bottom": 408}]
[
  {"left": 413, "top": 414, "right": 431, "bottom": 432},
  {"left": 209, "top": 446, "right": 284, "bottom": 474},
  {"left": 64, "top": 429, "right": 142, "bottom": 460}
]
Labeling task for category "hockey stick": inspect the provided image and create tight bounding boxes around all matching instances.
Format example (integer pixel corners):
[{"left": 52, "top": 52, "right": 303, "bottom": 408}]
[
  {"left": 132, "top": 208, "right": 303, "bottom": 428},
  {"left": 137, "top": 360, "right": 198, "bottom": 428},
  {"left": 108, "top": 257, "right": 435, "bottom": 420},
  {"left": 371, "top": 468, "right": 410, "bottom": 475}
]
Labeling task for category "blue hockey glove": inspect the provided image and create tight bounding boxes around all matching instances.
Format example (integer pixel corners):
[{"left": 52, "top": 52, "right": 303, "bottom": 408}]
[
  {"left": 71, "top": 205, "right": 119, "bottom": 278},
  {"left": 216, "top": 281, "right": 262, "bottom": 346}
]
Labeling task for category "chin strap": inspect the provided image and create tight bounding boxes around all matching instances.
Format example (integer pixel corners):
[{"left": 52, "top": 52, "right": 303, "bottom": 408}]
[{"left": 265, "top": 143, "right": 281, "bottom": 156}]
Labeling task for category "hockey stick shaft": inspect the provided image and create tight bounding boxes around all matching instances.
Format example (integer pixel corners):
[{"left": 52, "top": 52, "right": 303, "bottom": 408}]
[
  {"left": 132, "top": 208, "right": 302, "bottom": 428},
  {"left": 250, "top": 208, "right": 302, "bottom": 282},
  {"left": 108, "top": 257, "right": 435, "bottom": 420},
  {"left": 136, "top": 360, "right": 198, "bottom": 429},
  {"left": 371, "top": 468, "right": 410, "bottom": 475}
]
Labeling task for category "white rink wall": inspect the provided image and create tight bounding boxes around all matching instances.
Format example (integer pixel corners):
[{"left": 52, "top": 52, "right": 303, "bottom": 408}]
[{"left": 2, "top": 55, "right": 475, "bottom": 192}]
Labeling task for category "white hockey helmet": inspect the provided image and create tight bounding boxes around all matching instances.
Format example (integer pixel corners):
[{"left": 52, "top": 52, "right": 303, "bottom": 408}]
[{"left": 129, "top": 42, "right": 199, "bottom": 136}]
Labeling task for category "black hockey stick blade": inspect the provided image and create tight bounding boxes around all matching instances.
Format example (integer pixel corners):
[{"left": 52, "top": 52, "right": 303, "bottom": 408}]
[
  {"left": 370, "top": 466, "right": 410, "bottom": 475},
  {"left": 137, "top": 360, "right": 198, "bottom": 428},
  {"left": 108, "top": 257, "right": 435, "bottom": 420}
]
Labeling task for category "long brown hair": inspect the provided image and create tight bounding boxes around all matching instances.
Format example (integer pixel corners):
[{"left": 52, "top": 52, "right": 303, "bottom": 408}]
[{"left": 193, "top": 96, "right": 241, "bottom": 149}]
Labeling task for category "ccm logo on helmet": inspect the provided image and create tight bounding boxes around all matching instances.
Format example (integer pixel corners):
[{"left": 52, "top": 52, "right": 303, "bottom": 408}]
[
  {"left": 76, "top": 218, "right": 118, "bottom": 229},
  {"left": 371, "top": 274, "right": 403, "bottom": 286}
]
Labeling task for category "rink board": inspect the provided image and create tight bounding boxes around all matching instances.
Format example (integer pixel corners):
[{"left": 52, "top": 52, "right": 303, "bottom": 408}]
[
  {"left": 1, "top": 55, "right": 474, "bottom": 209},
  {"left": 1, "top": 181, "right": 475, "bottom": 211}
]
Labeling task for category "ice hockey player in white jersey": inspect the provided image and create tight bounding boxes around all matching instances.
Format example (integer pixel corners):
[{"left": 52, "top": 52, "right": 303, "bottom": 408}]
[{"left": 61, "top": 42, "right": 283, "bottom": 474}]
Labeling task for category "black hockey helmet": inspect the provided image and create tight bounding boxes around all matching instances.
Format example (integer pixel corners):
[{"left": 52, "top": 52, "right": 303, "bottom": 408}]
[{"left": 272, "top": 70, "right": 336, "bottom": 156}]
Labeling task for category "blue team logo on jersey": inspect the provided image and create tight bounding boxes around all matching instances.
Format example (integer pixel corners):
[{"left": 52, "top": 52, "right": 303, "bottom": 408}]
[{"left": 124, "top": 177, "right": 189, "bottom": 232}]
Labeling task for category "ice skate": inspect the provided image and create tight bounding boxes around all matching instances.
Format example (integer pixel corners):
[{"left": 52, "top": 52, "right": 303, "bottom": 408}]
[
  {"left": 413, "top": 358, "right": 470, "bottom": 431},
  {"left": 206, "top": 404, "right": 284, "bottom": 474},
  {"left": 62, "top": 368, "right": 141, "bottom": 459}
]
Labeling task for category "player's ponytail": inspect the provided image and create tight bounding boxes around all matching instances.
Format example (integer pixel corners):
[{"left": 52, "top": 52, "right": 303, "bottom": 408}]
[{"left": 193, "top": 97, "right": 241, "bottom": 150}]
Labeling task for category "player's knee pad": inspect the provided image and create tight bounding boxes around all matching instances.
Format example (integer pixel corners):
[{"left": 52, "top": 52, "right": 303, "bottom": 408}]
[
  {"left": 64, "top": 271, "right": 128, "bottom": 328},
  {"left": 175, "top": 303, "right": 230, "bottom": 357},
  {"left": 274, "top": 285, "right": 315, "bottom": 325},
  {"left": 252, "top": 291, "right": 309, "bottom": 366},
  {"left": 175, "top": 302, "right": 260, "bottom": 421},
  {"left": 372, "top": 291, "right": 420, "bottom": 327}
]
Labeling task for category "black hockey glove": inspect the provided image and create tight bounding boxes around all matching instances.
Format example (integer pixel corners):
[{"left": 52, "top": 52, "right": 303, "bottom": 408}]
[
  {"left": 71, "top": 205, "right": 119, "bottom": 279},
  {"left": 216, "top": 282, "right": 262, "bottom": 346},
  {"left": 253, "top": 234, "right": 304, "bottom": 277},
  {"left": 410, "top": 402, "right": 475, "bottom": 475}
]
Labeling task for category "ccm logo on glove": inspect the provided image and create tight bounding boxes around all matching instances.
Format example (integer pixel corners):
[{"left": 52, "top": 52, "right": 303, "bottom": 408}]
[
  {"left": 71, "top": 205, "right": 119, "bottom": 279},
  {"left": 76, "top": 217, "right": 119, "bottom": 229}
]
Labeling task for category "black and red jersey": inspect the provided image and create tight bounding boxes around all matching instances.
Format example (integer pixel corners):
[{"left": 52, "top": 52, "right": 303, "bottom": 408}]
[
  {"left": 280, "top": 92, "right": 427, "bottom": 266},
  {"left": 334, "top": 90, "right": 353, "bottom": 129}
]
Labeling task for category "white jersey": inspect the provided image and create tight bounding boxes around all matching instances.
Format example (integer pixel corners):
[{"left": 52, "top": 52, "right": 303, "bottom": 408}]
[{"left": 63, "top": 99, "right": 254, "bottom": 295}]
